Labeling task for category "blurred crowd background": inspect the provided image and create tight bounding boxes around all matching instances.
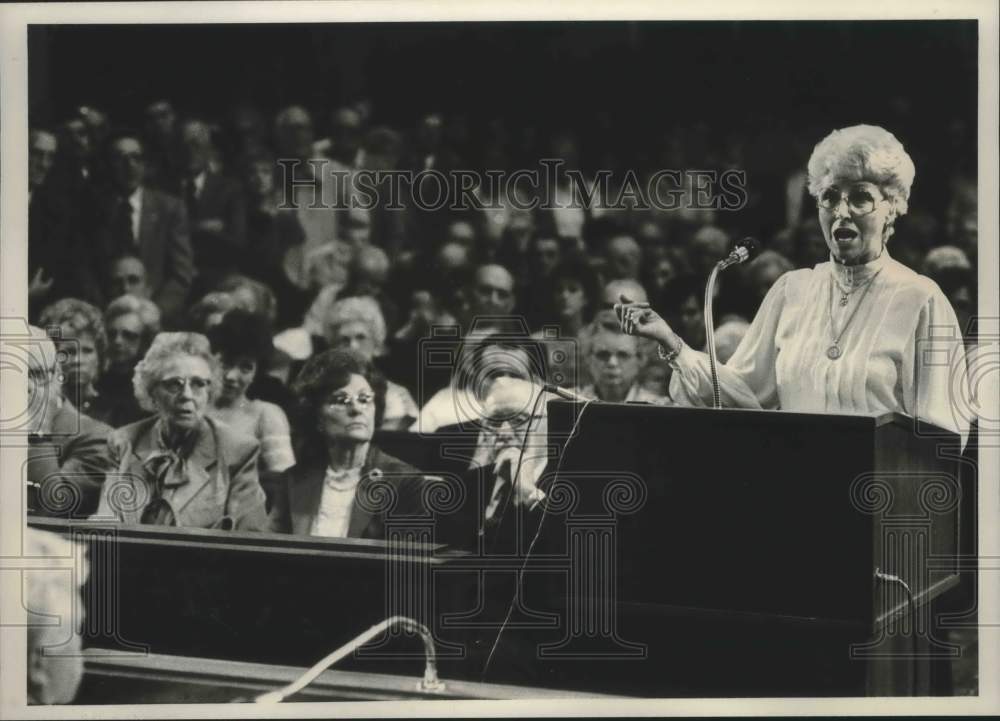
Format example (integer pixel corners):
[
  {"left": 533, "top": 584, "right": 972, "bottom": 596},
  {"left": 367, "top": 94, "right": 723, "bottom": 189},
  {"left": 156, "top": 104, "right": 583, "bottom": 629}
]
[{"left": 25, "top": 20, "right": 979, "bottom": 433}]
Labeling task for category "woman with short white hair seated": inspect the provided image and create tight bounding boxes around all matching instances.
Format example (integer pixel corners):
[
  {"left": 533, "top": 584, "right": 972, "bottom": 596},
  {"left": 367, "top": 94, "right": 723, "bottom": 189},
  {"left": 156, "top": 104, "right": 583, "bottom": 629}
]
[
  {"left": 91, "top": 332, "right": 269, "bottom": 529},
  {"left": 618, "top": 124, "right": 971, "bottom": 446},
  {"left": 94, "top": 294, "right": 162, "bottom": 427},
  {"left": 321, "top": 296, "right": 418, "bottom": 430}
]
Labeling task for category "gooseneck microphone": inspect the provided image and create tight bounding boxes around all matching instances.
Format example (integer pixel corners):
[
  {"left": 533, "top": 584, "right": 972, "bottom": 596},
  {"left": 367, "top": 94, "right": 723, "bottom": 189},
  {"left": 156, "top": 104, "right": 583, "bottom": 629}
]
[
  {"left": 705, "top": 237, "right": 760, "bottom": 409},
  {"left": 541, "top": 384, "right": 592, "bottom": 402}
]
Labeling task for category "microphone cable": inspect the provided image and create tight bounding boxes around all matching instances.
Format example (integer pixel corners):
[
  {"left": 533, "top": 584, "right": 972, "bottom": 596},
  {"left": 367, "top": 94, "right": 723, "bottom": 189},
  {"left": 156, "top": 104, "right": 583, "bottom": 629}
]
[
  {"left": 484, "top": 386, "right": 547, "bottom": 557},
  {"left": 481, "top": 398, "right": 595, "bottom": 678}
]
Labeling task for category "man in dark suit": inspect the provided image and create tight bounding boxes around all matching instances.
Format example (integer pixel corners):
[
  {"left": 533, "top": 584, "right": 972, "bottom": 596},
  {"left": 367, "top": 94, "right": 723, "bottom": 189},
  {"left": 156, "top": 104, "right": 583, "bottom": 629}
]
[
  {"left": 97, "top": 132, "right": 194, "bottom": 327},
  {"left": 179, "top": 119, "right": 247, "bottom": 296},
  {"left": 28, "top": 129, "right": 102, "bottom": 318},
  {"left": 439, "top": 377, "right": 553, "bottom": 552},
  {"left": 25, "top": 326, "right": 113, "bottom": 519}
]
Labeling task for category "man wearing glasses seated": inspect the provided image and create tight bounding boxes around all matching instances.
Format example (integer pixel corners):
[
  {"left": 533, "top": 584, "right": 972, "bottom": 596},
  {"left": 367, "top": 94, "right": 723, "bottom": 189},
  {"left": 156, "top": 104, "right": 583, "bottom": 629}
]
[
  {"left": 26, "top": 325, "right": 113, "bottom": 518},
  {"left": 438, "top": 376, "right": 554, "bottom": 552}
]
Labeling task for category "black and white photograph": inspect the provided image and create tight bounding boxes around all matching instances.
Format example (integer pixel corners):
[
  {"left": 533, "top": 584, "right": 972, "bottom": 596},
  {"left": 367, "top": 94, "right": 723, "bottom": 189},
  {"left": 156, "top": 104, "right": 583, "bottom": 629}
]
[{"left": 1, "top": 1, "right": 997, "bottom": 716}]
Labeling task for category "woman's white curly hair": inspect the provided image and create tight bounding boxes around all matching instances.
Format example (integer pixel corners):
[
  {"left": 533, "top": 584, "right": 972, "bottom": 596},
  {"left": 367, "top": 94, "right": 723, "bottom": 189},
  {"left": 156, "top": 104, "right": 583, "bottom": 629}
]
[
  {"left": 132, "top": 332, "right": 222, "bottom": 412},
  {"left": 323, "top": 296, "right": 388, "bottom": 358},
  {"left": 807, "top": 124, "right": 916, "bottom": 218}
]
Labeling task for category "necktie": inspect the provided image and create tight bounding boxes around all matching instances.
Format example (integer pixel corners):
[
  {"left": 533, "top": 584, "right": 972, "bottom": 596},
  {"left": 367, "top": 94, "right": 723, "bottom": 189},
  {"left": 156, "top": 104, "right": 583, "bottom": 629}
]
[
  {"left": 185, "top": 178, "right": 199, "bottom": 214},
  {"left": 485, "top": 457, "right": 513, "bottom": 524},
  {"left": 114, "top": 196, "right": 135, "bottom": 249}
]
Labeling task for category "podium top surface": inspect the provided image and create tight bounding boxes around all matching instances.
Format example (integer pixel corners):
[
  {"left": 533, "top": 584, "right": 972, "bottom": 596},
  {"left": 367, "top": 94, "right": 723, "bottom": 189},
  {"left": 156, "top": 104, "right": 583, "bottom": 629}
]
[{"left": 545, "top": 400, "right": 958, "bottom": 440}]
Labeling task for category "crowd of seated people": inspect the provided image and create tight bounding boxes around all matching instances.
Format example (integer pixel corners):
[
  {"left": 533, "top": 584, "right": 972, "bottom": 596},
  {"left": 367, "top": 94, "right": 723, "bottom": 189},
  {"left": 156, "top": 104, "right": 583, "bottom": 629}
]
[{"left": 26, "top": 99, "right": 979, "bottom": 541}]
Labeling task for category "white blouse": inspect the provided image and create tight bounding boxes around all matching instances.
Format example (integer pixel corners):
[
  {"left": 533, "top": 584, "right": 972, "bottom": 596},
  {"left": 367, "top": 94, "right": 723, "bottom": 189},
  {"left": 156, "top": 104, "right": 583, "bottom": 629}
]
[
  {"left": 668, "top": 251, "right": 971, "bottom": 447},
  {"left": 310, "top": 466, "right": 362, "bottom": 538}
]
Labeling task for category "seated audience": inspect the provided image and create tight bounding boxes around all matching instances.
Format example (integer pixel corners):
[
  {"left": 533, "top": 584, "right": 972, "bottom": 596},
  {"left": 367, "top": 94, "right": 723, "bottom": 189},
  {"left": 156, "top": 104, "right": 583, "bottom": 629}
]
[
  {"left": 659, "top": 274, "right": 707, "bottom": 351},
  {"left": 91, "top": 332, "right": 269, "bottom": 530},
  {"left": 179, "top": 119, "right": 247, "bottom": 294},
  {"left": 38, "top": 298, "right": 106, "bottom": 419},
  {"left": 520, "top": 235, "right": 562, "bottom": 329},
  {"left": 464, "top": 263, "right": 517, "bottom": 331},
  {"left": 714, "top": 319, "right": 752, "bottom": 365},
  {"left": 321, "top": 296, "right": 418, "bottom": 430},
  {"left": 107, "top": 254, "right": 153, "bottom": 300},
  {"left": 643, "top": 254, "right": 678, "bottom": 298},
  {"left": 26, "top": 325, "right": 112, "bottom": 519},
  {"left": 268, "top": 349, "right": 429, "bottom": 538},
  {"left": 91, "top": 294, "right": 160, "bottom": 427},
  {"left": 594, "top": 278, "right": 648, "bottom": 329},
  {"left": 95, "top": 131, "right": 194, "bottom": 327},
  {"left": 207, "top": 309, "right": 296, "bottom": 473},
  {"left": 532, "top": 257, "right": 600, "bottom": 389},
  {"left": 688, "top": 225, "right": 731, "bottom": 279},
  {"left": 604, "top": 234, "right": 642, "bottom": 281},
  {"left": 744, "top": 249, "right": 794, "bottom": 316},
  {"left": 575, "top": 322, "right": 666, "bottom": 403},
  {"left": 29, "top": 128, "right": 97, "bottom": 315},
  {"left": 416, "top": 332, "right": 548, "bottom": 434},
  {"left": 340, "top": 244, "right": 400, "bottom": 331},
  {"left": 187, "top": 291, "right": 237, "bottom": 333}
]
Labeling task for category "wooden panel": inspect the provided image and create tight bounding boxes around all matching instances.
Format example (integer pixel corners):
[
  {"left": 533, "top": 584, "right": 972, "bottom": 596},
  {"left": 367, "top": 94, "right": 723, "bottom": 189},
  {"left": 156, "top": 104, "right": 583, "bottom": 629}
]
[{"left": 76, "top": 648, "right": 623, "bottom": 703}]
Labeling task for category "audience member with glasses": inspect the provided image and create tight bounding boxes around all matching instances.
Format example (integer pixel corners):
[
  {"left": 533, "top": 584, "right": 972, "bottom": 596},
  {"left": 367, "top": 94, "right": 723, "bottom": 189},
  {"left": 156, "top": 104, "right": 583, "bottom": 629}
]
[
  {"left": 91, "top": 332, "right": 269, "bottom": 529},
  {"left": 575, "top": 321, "right": 666, "bottom": 403},
  {"left": 267, "top": 349, "right": 430, "bottom": 538},
  {"left": 26, "top": 325, "right": 114, "bottom": 519},
  {"left": 615, "top": 124, "right": 971, "bottom": 446}
]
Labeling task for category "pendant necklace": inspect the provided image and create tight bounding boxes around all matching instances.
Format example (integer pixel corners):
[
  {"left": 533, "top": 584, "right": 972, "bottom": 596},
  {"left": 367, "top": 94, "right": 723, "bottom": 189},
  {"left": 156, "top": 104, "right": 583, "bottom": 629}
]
[
  {"left": 827, "top": 268, "right": 883, "bottom": 360},
  {"left": 833, "top": 277, "right": 857, "bottom": 307}
]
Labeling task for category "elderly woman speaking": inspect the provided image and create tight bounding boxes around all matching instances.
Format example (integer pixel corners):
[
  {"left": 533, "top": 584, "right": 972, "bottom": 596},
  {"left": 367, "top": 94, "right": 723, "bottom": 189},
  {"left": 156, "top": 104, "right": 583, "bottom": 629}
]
[
  {"left": 617, "top": 125, "right": 971, "bottom": 445},
  {"left": 91, "top": 332, "right": 269, "bottom": 530}
]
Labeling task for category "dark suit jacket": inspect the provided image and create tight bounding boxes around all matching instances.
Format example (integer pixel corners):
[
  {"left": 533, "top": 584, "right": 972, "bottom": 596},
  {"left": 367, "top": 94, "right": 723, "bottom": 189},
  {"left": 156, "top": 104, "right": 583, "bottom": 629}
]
[
  {"left": 28, "top": 400, "right": 113, "bottom": 518},
  {"left": 91, "top": 415, "right": 268, "bottom": 531},
  {"left": 268, "top": 446, "right": 429, "bottom": 539},
  {"left": 185, "top": 171, "right": 247, "bottom": 280},
  {"left": 96, "top": 187, "right": 195, "bottom": 325},
  {"left": 441, "top": 461, "right": 555, "bottom": 553},
  {"left": 28, "top": 182, "right": 102, "bottom": 314}
]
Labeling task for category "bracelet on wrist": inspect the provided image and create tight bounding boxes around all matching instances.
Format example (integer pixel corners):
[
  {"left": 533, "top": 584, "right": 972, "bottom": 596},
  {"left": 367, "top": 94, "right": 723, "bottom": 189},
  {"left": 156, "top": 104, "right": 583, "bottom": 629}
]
[{"left": 657, "top": 344, "right": 680, "bottom": 364}]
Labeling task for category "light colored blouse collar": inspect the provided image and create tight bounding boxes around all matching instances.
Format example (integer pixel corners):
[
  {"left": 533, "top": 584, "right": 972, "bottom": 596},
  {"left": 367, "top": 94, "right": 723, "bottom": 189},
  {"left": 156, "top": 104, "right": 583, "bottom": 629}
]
[
  {"left": 324, "top": 465, "right": 362, "bottom": 491},
  {"left": 829, "top": 247, "right": 891, "bottom": 288}
]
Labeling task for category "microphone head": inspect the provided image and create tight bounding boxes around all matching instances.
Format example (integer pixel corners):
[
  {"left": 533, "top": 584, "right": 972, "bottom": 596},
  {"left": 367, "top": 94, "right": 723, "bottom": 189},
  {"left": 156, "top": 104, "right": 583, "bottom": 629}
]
[{"left": 732, "top": 237, "right": 761, "bottom": 264}]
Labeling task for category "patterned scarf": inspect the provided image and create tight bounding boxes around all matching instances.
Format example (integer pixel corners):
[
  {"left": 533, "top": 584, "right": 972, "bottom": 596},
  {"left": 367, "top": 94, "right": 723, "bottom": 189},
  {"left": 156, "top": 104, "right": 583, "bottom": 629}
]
[{"left": 139, "top": 422, "right": 200, "bottom": 526}]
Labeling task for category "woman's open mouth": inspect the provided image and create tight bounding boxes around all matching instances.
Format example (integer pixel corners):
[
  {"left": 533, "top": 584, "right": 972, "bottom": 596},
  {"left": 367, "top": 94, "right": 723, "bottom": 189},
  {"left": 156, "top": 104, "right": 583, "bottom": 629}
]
[{"left": 833, "top": 227, "right": 859, "bottom": 242}]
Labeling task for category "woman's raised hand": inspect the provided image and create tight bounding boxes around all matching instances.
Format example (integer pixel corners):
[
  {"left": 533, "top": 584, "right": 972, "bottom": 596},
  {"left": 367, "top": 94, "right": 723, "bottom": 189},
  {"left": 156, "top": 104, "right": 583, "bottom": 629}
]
[{"left": 614, "top": 294, "right": 675, "bottom": 348}]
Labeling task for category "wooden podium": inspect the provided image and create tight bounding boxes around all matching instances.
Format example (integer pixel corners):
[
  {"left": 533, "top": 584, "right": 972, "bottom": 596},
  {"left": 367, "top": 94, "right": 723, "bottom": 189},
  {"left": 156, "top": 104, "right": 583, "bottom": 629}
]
[
  {"left": 536, "top": 400, "right": 967, "bottom": 696},
  {"left": 27, "top": 401, "right": 969, "bottom": 698}
]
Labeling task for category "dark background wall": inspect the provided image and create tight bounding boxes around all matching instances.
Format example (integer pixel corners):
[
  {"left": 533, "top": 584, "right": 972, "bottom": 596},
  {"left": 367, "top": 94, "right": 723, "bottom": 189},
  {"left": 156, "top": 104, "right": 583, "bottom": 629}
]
[{"left": 29, "top": 20, "right": 977, "bottom": 147}]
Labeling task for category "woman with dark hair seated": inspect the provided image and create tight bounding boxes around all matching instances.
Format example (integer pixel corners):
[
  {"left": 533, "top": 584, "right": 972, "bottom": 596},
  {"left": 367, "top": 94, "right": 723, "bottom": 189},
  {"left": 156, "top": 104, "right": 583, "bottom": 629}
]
[
  {"left": 268, "top": 349, "right": 429, "bottom": 538},
  {"left": 207, "top": 309, "right": 295, "bottom": 473},
  {"left": 532, "top": 257, "right": 600, "bottom": 389}
]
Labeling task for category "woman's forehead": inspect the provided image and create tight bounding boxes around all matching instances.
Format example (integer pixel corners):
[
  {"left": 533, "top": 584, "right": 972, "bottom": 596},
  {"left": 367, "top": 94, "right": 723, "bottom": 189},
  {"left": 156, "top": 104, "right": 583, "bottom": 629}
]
[
  {"left": 823, "top": 176, "right": 881, "bottom": 191},
  {"left": 159, "top": 354, "right": 211, "bottom": 377},
  {"left": 334, "top": 373, "right": 372, "bottom": 393}
]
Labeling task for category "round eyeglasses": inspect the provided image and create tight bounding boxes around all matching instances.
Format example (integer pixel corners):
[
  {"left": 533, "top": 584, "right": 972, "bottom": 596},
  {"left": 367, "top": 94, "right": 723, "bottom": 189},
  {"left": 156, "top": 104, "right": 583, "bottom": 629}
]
[
  {"left": 817, "top": 187, "right": 887, "bottom": 216},
  {"left": 324, "top": 391, "right": 376, "bottom": 408},
  {"left": 159, "top": 376, "right": 212, "bottom": 394}
]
